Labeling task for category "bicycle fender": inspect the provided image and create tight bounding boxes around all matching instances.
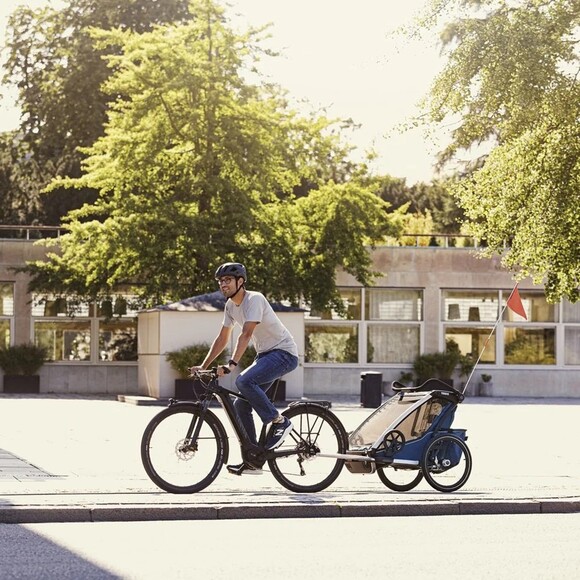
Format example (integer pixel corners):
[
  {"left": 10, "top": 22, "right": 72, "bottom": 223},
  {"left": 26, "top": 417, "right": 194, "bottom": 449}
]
[{"left": 287, "top": 400, "right": 332, "bottom": 410}]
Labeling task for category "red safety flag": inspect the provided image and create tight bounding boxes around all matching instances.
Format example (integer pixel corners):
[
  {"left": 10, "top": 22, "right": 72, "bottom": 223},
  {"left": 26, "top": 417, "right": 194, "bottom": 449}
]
[{"left": 506, "top": 285, "right": 527, "bottom": 320}]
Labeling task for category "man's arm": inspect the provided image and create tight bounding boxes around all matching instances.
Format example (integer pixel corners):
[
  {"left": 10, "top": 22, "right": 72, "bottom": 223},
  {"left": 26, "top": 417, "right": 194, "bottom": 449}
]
[
  {"left": 231, "top": 321, "right": 258, "bottom": 365},
  {"left": 198, "top": 325, "right": 232, "bottom": 370}
]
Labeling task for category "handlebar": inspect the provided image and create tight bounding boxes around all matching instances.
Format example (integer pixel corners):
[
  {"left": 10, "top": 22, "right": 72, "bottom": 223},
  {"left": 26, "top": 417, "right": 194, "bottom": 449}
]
[{"left": 189, "top": 368, "right": 219, "bottom": 379}]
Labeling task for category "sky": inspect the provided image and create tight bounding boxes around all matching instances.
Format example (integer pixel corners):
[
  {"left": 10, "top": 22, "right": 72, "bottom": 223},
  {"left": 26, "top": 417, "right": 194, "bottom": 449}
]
[{"left": 0, "top": 0, "right": 446, "bottom": 184}]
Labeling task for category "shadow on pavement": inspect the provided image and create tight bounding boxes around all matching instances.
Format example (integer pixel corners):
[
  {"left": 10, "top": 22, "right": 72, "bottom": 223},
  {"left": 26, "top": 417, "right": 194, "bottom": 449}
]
[{"left": 0, "top": 523, "right": 120, "bottom": 579}]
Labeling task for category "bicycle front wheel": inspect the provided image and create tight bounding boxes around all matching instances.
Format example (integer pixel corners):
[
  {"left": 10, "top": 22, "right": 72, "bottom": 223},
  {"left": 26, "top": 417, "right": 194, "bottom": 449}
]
[
  {"left": 141, "top": 404, "right": 228, "bottom": 494},
  {"left": 421, "top": 434, "right": 472, "bottom": 493},
  {"left": 268, "top": 405, "right": 347, "bottom": 493}
]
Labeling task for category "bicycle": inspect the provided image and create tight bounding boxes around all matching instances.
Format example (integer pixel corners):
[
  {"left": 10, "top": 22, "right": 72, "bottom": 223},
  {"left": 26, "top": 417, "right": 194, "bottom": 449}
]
[{"left": 141, "top": 368, "right": 348, "bottom": 494}]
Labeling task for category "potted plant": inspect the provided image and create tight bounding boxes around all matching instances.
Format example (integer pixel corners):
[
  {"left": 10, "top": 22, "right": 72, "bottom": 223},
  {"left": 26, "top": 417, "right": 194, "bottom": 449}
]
[
  {"left": 0, "top": 343, "right": 48, "bottom": 393},
  {"left": 166, "top": 343, "right": 226, "bottom": 399},
  {"left": 479, "top": 373, "right": 493, "bottom": 397},
  {"left": 458, "top": 352, "right": 475, "bottom": 394},
  {"left": 413, "top": 351, "right": 458, "bottom": 387},
  {"left": 412, "top": 339, "right": 469, "bottom": 388}
]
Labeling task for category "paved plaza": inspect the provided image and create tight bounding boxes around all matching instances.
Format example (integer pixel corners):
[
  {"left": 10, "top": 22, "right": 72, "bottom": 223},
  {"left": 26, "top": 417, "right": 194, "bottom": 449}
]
[{"left": 1, "top": 393, "right": 579, "bottom": 523}]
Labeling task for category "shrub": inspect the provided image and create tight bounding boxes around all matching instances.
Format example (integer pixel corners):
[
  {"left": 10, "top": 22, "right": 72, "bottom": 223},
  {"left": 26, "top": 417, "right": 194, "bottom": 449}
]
[
  {"left": 412, "top": 339, "right": 473, "bottom": 384},
  {"left": 166, "top": 344, "right": 226, "bottom": 378},
  {"left": 238, "top": 345, "right": 257, "bottom": 369},
  {"left": 0, "top": 343, "right": 48, "bottom": 375}
]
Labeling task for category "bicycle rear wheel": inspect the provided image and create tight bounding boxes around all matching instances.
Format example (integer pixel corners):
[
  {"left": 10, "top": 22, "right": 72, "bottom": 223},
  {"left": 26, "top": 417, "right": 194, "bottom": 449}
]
[
  {"left": 141, "top": 404, "right": 228, "bottom": 494},
  {"left": 421, "top": 434, "right": 472, "bottom": 493},
  {"left": 268, "top": 405, "right": 347, "bottom": 493}
]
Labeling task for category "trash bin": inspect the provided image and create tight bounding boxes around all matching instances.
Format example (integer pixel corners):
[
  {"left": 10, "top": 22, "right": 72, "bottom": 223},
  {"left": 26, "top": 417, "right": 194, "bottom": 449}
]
[{"left": 360, "top": 372, "right": 382, "bottom": 408}]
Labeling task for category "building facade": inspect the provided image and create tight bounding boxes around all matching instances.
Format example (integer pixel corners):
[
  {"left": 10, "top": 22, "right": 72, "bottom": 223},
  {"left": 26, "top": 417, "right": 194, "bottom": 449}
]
[
  {"left": 304, "top": 246, "right": 579, "bottom": 398},
  {"left": 1, "top": 234, "right": 578, "bottom": 398}
]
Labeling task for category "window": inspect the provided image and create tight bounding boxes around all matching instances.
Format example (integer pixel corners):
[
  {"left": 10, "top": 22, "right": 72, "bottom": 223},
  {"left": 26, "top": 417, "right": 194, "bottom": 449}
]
[
  {"left": 99, "top": 319, "right": 138, "bottom": 361},
  {"left": 563, "top": 300, "right": 580, "bottom": 323},
  {"left": 305, "top": 323, "right": 358, "bottom": 363},
  {"left": 32, "top": 294, "right": 138, "bottom": 363},
  {"left": 503, "top": 292, "right": 555, "bottom": 322},
  {"left": 445, "top": 327, "right": 496, "bottom": 363},
  {"left": 0, "top": 283, "right": 14, "bottom": 347},
  {"left": 443, "top": 291, "right": 498, "bottom": 322},
  {"left": 306, "top": 288, "right": 361, "bottom": 320},
  {"left": 443, "top": 289, "right": 559, "bottom": 366},
  {"left": 366, "top": 289, "right": 422, "bottom": 321},
  {"left": 504, "top": 327, "right": 555, "bottom": 365},
  {"left": 442, "top": 290, "right": 498, "bottom": 363},
  {"left": 304, "top": 287, "right": 423, "bottom": 365},
  {"left": 503, "top": 291, "right": 556, "bottom": 365},
  {"left": 366, "top": 289, "right": 423, "bottom": 363},
  {"left": 36, "top": 320, "right": 92, "bottom": 361},
  {"left": 563, "top": 300, "right": 580, "bottom": 365},
  {"left": 367, "top": 324, "right": 420, "bottom": 363}
]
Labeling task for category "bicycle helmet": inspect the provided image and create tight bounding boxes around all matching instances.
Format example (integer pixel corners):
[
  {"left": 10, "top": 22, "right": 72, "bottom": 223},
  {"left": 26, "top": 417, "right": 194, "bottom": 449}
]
[{"left": 214, "top": 262, "right": 247, "bottom": 281}]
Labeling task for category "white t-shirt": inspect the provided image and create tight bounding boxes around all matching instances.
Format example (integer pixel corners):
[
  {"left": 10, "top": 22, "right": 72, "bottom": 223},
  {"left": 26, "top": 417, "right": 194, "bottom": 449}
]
[{"left": 223, "top": 291, "right": 298, "bottom": 357}]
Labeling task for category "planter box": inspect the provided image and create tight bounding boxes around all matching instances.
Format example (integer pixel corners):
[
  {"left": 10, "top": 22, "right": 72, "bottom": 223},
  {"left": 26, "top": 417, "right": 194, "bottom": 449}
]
[
  {"left": 269, "top": 380, "right": 286, "bottom": 403},
  {"left": 174, "top": 378, "right": 207, "bottom": 400},
  {"left": 3, "top": 375, "right": 40, "bottom": 394},
  {"left": 480, "top": 382, "right": 494, "bottom": 397}
]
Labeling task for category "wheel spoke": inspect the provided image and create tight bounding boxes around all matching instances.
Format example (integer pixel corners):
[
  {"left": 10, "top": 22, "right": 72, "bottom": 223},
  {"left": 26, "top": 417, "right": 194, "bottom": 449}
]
[
  {"left": 268, "top": 406, "right": 346, "bottom": 493},
  {"left": 141, "top": 406, "right": 227, "bottom": 494},
  {"left": 421, "top": 434, "right": 472, "bottom": 493}
]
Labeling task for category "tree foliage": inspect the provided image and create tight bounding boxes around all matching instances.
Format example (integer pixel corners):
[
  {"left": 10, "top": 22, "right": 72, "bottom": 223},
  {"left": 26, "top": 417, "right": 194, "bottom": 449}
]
[
  {"left": 1, "top": 0, "right": 192, "bottom": 224},
  {"left": 25, "top": 0, "right": 400, "bottom": 308},
  {"left": 372, "top": 174, "right": 463, "bottom": 232},
  {"left": 418, "top": 0, "right": 580, "bottom": 301}
]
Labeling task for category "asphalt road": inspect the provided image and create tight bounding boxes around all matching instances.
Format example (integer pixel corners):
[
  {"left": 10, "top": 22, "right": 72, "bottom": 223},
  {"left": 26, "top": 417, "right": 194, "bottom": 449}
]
[{"left": 1, "top": 514, "right": 579, "bottom": 579}]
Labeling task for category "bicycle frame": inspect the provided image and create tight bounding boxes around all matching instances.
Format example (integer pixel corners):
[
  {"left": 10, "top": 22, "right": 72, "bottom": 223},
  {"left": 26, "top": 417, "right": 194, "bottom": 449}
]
[{"left": 178, "top": 372, "right": 301, "bottom": 466}]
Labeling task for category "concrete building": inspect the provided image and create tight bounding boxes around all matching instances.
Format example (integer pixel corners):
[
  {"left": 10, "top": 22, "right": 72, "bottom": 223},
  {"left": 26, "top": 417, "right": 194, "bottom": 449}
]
[{"left": 1, "top": 231, "right": 578, "bottom": 398}]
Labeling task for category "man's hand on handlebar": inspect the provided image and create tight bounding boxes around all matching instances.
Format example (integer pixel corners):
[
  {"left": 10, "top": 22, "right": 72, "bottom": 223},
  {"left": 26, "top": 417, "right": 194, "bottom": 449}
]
[
  {"left": 188, "top": 365, "right": 230, "bottom": 378},
  {"left": 188, "top": 365, "right": 203, "bottom": 377},
  {"left": 216, "top": 365, "right": 231, "bottom": 377}
]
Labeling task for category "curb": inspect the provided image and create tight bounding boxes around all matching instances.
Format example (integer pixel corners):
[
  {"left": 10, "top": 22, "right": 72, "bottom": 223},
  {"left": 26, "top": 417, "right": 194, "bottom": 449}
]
[{"left": 1, "top": 499, "right": 579, "bottom": 524}]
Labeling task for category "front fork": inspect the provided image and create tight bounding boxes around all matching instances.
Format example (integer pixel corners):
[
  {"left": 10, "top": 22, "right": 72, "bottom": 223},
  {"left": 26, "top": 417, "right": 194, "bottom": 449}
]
[{"left": 169, "top": 398, "right": 210, "bottom": 451}]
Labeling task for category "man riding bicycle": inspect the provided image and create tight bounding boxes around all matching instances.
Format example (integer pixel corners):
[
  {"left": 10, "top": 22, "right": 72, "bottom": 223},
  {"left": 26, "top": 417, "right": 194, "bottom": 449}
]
[{"left": 190, "top": 262, "right": 299, "bottom": 476}]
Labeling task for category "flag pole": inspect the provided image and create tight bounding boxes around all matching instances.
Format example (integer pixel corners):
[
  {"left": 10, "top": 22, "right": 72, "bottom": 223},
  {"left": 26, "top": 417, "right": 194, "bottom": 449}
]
[{"left": 461, "top": 284, "right": 518, "bottom": 395}]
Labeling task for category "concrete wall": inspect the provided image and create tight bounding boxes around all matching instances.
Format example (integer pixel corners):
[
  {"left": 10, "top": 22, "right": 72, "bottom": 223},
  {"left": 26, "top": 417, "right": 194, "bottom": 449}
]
[{"left": 138, "top": 309, "right": 305, "bottom": 399}]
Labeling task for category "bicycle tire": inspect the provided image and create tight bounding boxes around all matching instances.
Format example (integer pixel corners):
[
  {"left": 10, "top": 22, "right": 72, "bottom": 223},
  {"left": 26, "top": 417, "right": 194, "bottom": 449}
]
[
  {"left": 141, "top": 403, "right": 228, "bottom": 494},
  {"left": 377, "top": 466, "right": 423, "bottom": 492},
  {"left": 421, "top": 433, "right": 472, "bottom": 493},
  {"left": 268, "top": 405, "right": 347, "bottom": 493}
]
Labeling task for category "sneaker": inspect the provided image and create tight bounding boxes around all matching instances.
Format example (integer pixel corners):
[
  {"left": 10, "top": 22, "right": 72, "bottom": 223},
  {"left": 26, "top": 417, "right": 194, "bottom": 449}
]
[
  {"left": 226, "top": 462, "right": 263, "bottom": 476},
  {"left": 265, "top": 416, "right": 293, "bottom": 450}
]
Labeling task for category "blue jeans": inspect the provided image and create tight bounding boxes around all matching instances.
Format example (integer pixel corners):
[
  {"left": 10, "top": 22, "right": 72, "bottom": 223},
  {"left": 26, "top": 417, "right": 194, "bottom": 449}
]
[{"left": 234, "top": 349, "right": 299, "bottom": 445}]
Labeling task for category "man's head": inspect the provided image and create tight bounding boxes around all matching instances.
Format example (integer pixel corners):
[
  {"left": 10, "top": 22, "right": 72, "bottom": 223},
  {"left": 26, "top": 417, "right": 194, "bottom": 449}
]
[{"left": 215, "top": 262, "right": 247, "bottom": 299}]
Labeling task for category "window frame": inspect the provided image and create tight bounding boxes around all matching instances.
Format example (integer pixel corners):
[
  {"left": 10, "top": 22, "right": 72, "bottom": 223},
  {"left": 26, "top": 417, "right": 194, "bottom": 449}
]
[{"left": 303, "top": 287, "right": 424, "bottom": 366}]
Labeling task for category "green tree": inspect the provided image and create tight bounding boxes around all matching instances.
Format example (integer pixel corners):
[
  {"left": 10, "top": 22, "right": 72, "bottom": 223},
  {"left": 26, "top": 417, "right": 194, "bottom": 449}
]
[
  {"left": 368, "top": 173, "right": 463, "bottom": 232},
  {"left": 290, "top": 181, "right": 399, "bottom": 313},
  {"left": 25, "top": 0, "right": 397, "bottom": 309},
  {"left": 417, "top": 0, "right": 580, "bottom": 301},
  {"left": 1, "top": 0, "right": 192, "bottom": 224},
  {"left": 0, "top": 132, "right": 43, "bottom": 226}
]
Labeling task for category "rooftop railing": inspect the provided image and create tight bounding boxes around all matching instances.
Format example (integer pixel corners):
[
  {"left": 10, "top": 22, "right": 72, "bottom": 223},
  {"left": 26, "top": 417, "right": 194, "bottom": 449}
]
[
  {"left": 394, "top": 233, "right": 484, "bottom": 248},
  {"left": 0, "top": 225, "right": 64, "bottom": 239},
  {"left": 0, "top": 225, "right": 484, "bottom": 247}
]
